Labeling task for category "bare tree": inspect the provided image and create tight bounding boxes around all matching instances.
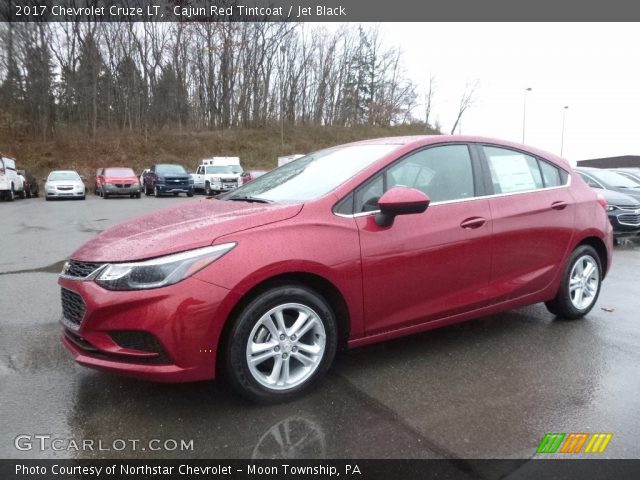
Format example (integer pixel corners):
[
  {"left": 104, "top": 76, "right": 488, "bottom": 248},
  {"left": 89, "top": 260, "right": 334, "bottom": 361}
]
[
  {"left": 424, "top": 74, "right": 436, "bottom": 132},
  {"left": 450, "top": 80, "right": 479, "bottom": 135}
]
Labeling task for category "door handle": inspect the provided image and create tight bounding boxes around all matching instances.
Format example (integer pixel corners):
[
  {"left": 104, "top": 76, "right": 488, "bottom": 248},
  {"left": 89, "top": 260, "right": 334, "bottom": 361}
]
[
  {"left": 460, "top": 217, "right": 487, "bottom": 229},
  {"left": 551, "top": 201, "right": 568, "bottom": 210}
]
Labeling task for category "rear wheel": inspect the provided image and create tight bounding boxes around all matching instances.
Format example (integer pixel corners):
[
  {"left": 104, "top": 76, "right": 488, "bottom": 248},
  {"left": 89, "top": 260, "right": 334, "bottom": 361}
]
[
  {"left": 224, "top": 285, "right": 337, "bottom": 404},
  {"left": 545, "top": 245, "right": 602, "bottom": 320}
]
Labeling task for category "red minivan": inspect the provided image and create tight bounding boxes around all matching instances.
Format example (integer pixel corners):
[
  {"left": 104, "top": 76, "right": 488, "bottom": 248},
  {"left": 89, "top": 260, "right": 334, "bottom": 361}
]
[{"left": 59, "top": 136, "right": 613, "bottom": 403}]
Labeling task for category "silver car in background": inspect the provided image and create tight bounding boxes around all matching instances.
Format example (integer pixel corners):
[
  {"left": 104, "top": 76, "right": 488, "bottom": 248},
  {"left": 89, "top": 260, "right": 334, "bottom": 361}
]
[{"left": 45, "top": 170, "right": 86, "bottom": 201}]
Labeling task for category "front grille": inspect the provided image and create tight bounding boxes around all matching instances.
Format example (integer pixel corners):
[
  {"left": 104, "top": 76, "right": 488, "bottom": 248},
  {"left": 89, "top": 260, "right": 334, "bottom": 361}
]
[
  {"left": 618, "top": 213, "right": 640, "bottom": 226},
  {"left": 61, "top": 288, "right": 86, "bottom": 327},
  {"left": 65, "top": 260, "right": 104, "bottom": 278}
]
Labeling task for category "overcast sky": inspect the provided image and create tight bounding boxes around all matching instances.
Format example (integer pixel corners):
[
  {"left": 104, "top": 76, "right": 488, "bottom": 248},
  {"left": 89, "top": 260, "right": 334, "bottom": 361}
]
[{"left": 375, "top": 23, "right": 640, "bottom": 164}]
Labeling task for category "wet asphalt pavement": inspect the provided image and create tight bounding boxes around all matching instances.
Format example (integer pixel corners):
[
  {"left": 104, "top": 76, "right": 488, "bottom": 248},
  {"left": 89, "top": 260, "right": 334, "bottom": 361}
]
[{"left": 1, "top": 194, "right": 639, "bottom": 461}]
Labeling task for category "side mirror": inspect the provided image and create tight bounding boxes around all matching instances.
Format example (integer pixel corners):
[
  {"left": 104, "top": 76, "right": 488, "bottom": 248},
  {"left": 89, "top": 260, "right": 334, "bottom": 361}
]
[
  {"left": 80, "top": 176, "right": 87, "bottom": 180},
  {"left": 375, "top": 186, "right": 430, "bottom": 227}
]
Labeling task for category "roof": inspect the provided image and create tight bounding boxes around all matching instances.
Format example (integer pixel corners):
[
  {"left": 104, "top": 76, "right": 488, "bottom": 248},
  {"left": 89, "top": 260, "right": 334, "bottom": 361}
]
[{"left": 347, "top": 135, "right": 570, "bottom": 169}]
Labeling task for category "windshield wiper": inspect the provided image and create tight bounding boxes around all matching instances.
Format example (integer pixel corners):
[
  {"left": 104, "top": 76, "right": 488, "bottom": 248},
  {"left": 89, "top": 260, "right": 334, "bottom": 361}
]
[{"left": 226, "top": 196, "right": 272, "bottom": 204}]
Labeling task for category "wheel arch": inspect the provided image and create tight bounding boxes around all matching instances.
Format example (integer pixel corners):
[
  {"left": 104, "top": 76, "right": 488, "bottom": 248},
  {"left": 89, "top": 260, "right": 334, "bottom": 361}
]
[
  {"left": 576, "top": 235, "right": 609, "bottom": 278},
  {"left": 215, "top": 271, "right": 351, "bottom": 377}
]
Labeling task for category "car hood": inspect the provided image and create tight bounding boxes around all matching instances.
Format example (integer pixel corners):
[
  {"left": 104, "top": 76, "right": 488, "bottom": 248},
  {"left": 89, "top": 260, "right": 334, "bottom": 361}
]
[
  {"left": 600, "top": 188, "right": 640, "bottom": 207},
  {"left": 71, "top": 199, "right": 303, "bottom": 262}
]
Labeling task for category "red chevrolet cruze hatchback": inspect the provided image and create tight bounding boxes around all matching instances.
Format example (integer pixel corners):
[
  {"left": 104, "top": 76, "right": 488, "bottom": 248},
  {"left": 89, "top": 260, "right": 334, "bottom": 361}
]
[{"left": 59, "top": 136, "right": 613, "bottom": 402}]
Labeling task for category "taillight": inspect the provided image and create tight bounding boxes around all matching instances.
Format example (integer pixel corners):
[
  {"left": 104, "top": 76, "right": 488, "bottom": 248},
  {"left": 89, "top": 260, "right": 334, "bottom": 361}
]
[{"left": 596, "top": 193, "right": 607, "bottom": 210}]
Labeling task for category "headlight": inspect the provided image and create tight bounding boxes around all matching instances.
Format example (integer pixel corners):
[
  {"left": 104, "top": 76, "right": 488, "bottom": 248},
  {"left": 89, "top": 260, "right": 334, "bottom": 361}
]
[
  {"left": 95, "top": 243, "right": 236, "bottom": 291},
  {"left": 156, "top": 177, "right": 166, "bottom": 183},
  {"left": 606, "top": 205, "right": 617, "bottom": 212},
  {"left": 212, "top": 177, "right": 221, "bottom": 183}
]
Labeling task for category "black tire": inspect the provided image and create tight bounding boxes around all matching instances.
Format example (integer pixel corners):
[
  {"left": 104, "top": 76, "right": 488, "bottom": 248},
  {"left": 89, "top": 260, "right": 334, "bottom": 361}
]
[
  {"left": 224, "top": 284, "right": 338, "bottom": 404},
  {"left": 154, "top": 185, "right": 160, "bottom": 197},
  {"left": 7, "top": 185, "right": 15, "bottom": 202},
  {"left": 545, "top": 245, "right": 602, "bottom": 320},
  {"left": 173, "top": 192, "right": 179, "bottom": 196},
  {"left": 103, "top": 190, "right": 109, "bottom": 199},
  {"left": 205, "top": 181, "right": 212, "bottom": 196},
  {"left": 45, "top": 196, "right": 51, "bottom": 201},
  {"left": 187, "top": 191, "right": 194, "bottom": 197},
  {"left": 79, "top": 196, "right": 86, "bottom": 200}
]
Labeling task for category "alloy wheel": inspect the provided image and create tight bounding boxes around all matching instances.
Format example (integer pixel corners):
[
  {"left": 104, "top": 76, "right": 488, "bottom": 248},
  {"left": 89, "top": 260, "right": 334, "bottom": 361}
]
[
  {"left": 569, "top": 254, "right": 599, "bottom": 310},
  {"left": 246, "top": 303, "right": 326, "bottom": 391}
]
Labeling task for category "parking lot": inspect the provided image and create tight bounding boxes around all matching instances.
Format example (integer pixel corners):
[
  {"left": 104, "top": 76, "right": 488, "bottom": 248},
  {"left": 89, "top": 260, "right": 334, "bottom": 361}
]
[{"left": 1, "top": 194, "right": 639, "bottom": 461}]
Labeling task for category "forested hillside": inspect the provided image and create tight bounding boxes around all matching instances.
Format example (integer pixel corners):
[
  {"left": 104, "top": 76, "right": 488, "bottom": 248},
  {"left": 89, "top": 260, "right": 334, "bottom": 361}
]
[{"left": 0, "top": 22, "right": 437, "bottom": 174}]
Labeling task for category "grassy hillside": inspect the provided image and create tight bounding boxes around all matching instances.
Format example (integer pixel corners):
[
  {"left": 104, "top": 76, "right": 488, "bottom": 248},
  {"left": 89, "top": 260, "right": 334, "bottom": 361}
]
[{"left": 0, "top": 124, "right": 435, "bottom": 178}]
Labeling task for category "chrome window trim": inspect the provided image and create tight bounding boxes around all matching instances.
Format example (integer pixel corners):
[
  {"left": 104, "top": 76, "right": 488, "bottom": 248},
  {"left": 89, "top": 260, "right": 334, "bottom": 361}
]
[{"left": 334, "top": 175, "right": 572, "bottom": 219}]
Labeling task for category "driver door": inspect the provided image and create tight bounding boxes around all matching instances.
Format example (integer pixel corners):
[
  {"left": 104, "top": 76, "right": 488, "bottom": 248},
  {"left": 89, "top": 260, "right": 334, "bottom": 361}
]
[{"left": 355, "top": 144, "right": 493, "bottom": 334}]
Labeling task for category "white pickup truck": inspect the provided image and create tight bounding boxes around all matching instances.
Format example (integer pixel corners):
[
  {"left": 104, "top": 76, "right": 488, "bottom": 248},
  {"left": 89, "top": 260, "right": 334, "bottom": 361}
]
[
  {"left": 0, "top": 155, "right": 26, "bottom": 201},
  {"left": 191, "top": 157, "right": 244, "bottom": 195}
]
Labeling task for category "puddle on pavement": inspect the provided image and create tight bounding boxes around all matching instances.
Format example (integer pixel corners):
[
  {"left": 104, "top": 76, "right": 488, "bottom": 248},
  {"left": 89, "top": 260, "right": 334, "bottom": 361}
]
[{"left": 0, "top": 259, "right": 66, "bottom": 276}]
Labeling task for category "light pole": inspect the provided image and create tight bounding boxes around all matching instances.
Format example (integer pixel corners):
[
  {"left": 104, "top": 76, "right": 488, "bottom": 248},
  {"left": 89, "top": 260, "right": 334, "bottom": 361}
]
[
  {"left": 280, "top": 45, "right": 286, "bottom": 153},
  {"left": 560, "top": 106, "right": 569, "bottom": 157},
  {"left": 522, "top": 87, "right": 532, "bottom": 143}
]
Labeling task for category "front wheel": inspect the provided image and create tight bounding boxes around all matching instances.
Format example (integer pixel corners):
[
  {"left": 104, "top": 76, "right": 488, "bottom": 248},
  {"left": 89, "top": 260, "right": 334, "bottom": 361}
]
[
  {"left": 545, "top": 245, "right": 602, "bottom": 320},
  {"left": 154, "top": 185, "right": 160, "bottom": 197},
  {"left": 224, "top": 285, "right": 337, "bottom": 404},
  {"left": 205, "top": 181, "right": 212, "bottom": 196}
]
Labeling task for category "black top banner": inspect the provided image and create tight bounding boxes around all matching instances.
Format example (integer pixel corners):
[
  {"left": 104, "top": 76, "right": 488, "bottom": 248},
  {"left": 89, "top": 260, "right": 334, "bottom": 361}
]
[{"left": 3, "top": 0, "right": 640, "bottom": 22}]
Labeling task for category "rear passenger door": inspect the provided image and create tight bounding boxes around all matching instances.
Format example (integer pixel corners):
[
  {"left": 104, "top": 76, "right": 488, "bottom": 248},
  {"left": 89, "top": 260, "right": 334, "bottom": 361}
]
[
  {"left": 478, "top": 145, "right": 574, "bottom": 302},
  {"left": 355, "top": 144, "right": 494, "bottom": 334}
]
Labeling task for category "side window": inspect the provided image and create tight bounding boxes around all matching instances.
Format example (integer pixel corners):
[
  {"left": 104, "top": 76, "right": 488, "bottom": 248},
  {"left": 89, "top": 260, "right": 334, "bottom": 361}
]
[
  {"left": 355, "top": 174, "right": 384, "bottom": 212},
  {"left": 578, "top": 172, "right": 601, "bottom": 189},
  {"left": 387, "top": 145, "right": 474, "bottom": 202},
  {"left": 538, "top": 160, "right": 562, "bottom": 187},
  {"left": 352, "top": 145, "right": 475, "bottom": 212},
  {"left": 483, "top": 146, "right": 544, "bottom": 194}
]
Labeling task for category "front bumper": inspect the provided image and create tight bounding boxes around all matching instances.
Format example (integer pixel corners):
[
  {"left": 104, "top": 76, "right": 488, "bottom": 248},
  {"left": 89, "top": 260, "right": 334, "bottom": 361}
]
[
  {"left": 608, "top": 213, "right": 640, "bottom": 238},
  {"left": 156, "top": 184, "right": 193, "bottom": 194},
  {"left": 46, "top": 189, "right": 85, "bottom": 198},
  {"left": 103, "top": 184, "right": 141, "bottom": 195},
  {"left": 58, "top": 275, "right": 233, "bottom": 382}
]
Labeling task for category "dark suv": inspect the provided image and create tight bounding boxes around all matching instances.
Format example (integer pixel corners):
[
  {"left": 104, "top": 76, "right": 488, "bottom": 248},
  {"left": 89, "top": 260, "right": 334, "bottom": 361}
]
[
  {"left": 17, "top": 169, "right": 39, "bottom": 198},
  {"left": 143, "top": 164, "right": 194, "bottom": 197}
]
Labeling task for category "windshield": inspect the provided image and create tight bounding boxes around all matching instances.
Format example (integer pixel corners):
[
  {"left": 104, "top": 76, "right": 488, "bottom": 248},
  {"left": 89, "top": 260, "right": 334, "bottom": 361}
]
[
  {"left": 48, "top": 171, "right": 81, "bottom": 181},
  {"left": 105, "top": 168, "right": 135, "bottom": 177},
  {"left": 205, "top": 165, "right": 242, "bottom": 174},
  {"left": 156, "top": 164, "right": 187, "bottom": 175},
  {"left": 222, "top": 144, "right": 400, "bottom": 203},
  {"left": 591, "top": 170, "right": 640, "bottom": 188}
]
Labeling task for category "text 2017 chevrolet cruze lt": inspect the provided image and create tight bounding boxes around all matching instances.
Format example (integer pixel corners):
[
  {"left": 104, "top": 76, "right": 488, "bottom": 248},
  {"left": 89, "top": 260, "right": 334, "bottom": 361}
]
[{"left": 59, "top": 136, "right": 613, "bottom": 403}]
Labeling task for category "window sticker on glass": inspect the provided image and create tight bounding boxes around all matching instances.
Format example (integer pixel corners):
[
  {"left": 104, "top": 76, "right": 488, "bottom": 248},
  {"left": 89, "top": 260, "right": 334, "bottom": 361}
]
[{"left": 487, "top": 154, "right": 538, "bottom": 193}]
